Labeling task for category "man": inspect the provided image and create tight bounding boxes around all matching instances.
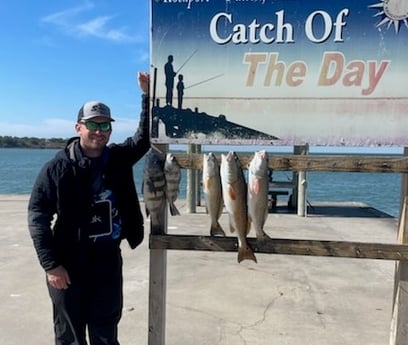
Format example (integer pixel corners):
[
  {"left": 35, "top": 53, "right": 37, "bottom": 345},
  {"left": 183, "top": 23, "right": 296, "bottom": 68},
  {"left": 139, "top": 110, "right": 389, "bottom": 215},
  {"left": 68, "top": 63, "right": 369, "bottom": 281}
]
[
  {"left": 28, "top": 72, "right": 150, "bottom": 345},
  {"left": 164, "top": 55, "right": 176, "bottom": 106}
]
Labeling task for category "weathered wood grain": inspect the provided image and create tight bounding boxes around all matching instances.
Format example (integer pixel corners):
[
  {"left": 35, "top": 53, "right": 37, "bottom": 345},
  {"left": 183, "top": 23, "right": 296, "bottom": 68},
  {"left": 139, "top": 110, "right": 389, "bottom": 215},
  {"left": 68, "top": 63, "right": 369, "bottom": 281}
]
[
  {"left": 390, "top": 198, "right": 408, "bottom": 344},
  {"left": 173, "top": 153, "right": 408, "bottom": 173},
  {"left": 150, "top": 234, "right": 408, "bottom": 261}
]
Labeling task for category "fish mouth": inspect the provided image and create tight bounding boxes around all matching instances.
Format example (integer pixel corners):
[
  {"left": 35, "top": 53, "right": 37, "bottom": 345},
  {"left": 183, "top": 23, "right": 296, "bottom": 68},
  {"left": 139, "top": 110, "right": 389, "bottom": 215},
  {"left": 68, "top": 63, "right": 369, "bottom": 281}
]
[
  {"left": 226, "top": 151, "right": 236, "bottom": 162},
  {"left": 258, "top": 151, "right": 266, "bottom": 159}
]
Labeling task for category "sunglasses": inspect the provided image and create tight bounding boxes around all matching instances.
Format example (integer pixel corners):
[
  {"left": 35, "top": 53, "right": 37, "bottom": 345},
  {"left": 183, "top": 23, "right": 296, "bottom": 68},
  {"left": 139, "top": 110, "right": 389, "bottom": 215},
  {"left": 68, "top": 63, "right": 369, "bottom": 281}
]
[{"left": 80, "top": 121, "right": 112, "bottom": 132}]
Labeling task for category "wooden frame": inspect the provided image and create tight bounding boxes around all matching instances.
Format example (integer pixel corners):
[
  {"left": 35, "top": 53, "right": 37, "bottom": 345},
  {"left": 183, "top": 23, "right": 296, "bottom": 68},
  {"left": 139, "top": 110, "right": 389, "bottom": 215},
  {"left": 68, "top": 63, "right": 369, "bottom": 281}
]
[{"left": 148, "top": 151, "right": 408, "bottom": 345}]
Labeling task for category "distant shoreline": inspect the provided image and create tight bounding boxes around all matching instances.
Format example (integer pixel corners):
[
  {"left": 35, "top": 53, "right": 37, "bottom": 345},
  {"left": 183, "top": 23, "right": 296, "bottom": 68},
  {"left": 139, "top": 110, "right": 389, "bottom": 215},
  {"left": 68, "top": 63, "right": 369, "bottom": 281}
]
[{"left": 0, "top": 136, "right": 66, "bottom": 149}]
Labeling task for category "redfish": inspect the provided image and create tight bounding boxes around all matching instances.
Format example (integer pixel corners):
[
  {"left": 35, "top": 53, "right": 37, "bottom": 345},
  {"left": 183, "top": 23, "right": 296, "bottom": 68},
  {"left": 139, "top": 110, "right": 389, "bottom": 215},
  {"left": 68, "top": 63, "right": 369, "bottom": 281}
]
[
  {"left": 220, "top": 151, "right": 257, "bottom": 263},
  {"left": 202, "top": 153, "right": 225, "bottom": 236},
  {"left": 247, "top": 150, "right": 271, "bottom": 246}
]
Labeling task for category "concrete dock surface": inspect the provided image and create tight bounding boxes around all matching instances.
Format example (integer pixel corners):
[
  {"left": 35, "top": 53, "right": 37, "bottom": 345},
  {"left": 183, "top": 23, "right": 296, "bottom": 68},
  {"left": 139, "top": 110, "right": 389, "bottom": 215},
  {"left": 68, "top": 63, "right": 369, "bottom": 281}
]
[{"left": 0, "top": 195, "right": 400, "bottom": 345}]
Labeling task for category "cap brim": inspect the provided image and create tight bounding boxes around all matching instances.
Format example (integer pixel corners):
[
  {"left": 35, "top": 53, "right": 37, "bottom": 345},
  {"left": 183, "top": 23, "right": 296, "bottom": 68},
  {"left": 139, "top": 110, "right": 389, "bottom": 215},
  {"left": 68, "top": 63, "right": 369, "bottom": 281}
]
[{"left": 79, "top": 115, "right": 115, "bottom": 122}]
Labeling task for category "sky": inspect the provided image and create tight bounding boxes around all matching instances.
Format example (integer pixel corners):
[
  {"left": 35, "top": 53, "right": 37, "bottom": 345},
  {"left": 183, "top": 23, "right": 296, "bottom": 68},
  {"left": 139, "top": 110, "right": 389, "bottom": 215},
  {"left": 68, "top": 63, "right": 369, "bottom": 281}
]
[{"left": 0, "top": 0, "right": 150, "bottom": 142}]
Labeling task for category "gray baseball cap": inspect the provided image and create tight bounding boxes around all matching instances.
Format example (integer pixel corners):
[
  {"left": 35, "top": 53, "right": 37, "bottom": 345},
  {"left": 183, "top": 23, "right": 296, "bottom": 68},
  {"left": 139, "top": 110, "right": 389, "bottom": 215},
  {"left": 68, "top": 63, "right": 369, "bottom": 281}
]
[{"left": 77, "top": 101, "right": 115, "bottom": 122}]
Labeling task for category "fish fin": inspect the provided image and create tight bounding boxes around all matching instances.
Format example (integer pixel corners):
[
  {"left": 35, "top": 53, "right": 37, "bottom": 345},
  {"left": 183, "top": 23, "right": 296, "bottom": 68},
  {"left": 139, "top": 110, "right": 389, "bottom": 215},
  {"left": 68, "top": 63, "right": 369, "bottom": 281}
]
[
  {"left": 253, "top": 178, "right": 260, "bottom": 194},
  {"left": 203, "top": 177, "right": 211, "bottom": 191},
  {"left": 228, "top": 185, "right": 237, "bottom": 200},
  {"left": 210, "top": 222, "right": 226, "bottom": 237},
  {"left": 169, "top": 202, "right": 180, "bottom": 216},
  {"left": 256, "top": 231, "right": 271, "bottom": 247},
  {"left": 216, "top": 200, "right": 224, "bottom": 219},
  {"left": 263, "top": 207, "right": 269, "bottom": 224},
  {"left": 228, "top": 215, "right": 235, "bottom": 233},
  {"left": 238, "top": 245, "right": 257, "bottom": 263}
]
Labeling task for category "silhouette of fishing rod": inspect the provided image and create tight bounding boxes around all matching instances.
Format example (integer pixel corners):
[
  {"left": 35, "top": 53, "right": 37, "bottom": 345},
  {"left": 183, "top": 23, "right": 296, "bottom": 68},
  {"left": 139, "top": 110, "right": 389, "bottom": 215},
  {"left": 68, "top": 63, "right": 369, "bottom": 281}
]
[
  {"left": 175, "top": 49, "right": 198, "bottom": 74},
  {"left": 184, "top": 74, "right": 224, "bottom": 89}
]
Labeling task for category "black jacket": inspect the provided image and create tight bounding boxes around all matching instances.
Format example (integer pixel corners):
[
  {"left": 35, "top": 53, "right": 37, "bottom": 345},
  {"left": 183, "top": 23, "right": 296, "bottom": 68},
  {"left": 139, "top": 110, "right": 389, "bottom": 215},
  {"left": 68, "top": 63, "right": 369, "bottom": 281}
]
[{"left": 28, "top": 94, "right": 150, "bottom": 272}]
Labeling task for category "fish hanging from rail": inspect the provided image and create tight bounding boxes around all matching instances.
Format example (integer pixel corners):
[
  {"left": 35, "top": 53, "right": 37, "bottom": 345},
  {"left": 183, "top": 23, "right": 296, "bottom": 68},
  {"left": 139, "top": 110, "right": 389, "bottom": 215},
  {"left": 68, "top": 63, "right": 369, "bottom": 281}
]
[
  {"left": 247, "top": 150, "right": 272, "bottom": 246},
  {"left": 164, "top": 153, "right": 181, "bottom": 216},
  {"left": 143, "top": 148, "right": 167, "bottom": 234},
  {"left": 202, "top": 152, "right": 226, "bottom": 237},
  {"left": 220, "top": 151, "right": 257, "bottom": 263}
]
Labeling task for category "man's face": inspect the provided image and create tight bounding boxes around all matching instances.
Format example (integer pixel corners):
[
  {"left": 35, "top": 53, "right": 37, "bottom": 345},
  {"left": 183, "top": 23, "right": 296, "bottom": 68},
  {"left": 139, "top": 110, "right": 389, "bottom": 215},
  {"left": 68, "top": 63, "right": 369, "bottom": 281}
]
[{"left": 75, "top": 116, "right": 112, "bottom": 155}]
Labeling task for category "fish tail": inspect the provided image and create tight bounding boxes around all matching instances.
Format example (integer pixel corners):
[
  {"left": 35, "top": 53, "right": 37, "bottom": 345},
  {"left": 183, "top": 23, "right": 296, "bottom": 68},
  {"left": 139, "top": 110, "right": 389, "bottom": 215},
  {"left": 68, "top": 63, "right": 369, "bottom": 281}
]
[
  {"left": 256, "top": 230, "right": 271, "bottom": 247},
  {"left": 151, "top": 223, "right": 165, "bottom": 235},
  {"left": 169, "top": 202, "right": 181, "bottom": 216},
  {"left": 150, "top": 211, "right": 167, "bottom": 235},
  {"left": 210, "top": 221, "right": 226, "bottom": 237},
  {"left": 238, "top": 244, "right": 257, "bottom": 263}
]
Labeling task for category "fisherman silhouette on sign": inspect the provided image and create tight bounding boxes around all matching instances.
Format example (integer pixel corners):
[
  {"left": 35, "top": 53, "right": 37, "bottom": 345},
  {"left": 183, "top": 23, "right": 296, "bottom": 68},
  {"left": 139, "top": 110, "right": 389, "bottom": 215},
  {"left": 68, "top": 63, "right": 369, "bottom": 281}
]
[
  {"left": 176, "top": 74, "right": 184, "bottom": 110},
  {"left": 164, "top": 55, "right": 177, "bottom": 106}
]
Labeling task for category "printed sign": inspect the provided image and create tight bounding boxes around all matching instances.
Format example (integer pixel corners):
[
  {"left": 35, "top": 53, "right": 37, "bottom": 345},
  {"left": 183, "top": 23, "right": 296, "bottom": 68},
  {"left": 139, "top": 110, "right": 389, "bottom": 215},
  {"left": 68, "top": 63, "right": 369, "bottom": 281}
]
[{"left": 151, "top": 0, "right": 408, "bottom": 146}]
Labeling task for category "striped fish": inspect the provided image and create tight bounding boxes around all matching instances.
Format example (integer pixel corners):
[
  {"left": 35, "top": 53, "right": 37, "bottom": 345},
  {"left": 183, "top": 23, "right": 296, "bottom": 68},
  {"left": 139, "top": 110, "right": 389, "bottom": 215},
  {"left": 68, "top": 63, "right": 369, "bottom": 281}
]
[
  {"left": 143, "top": 148, "right": 166, "bottom": 234},
  {"left": 164, "top": 153, "right": 181, "bottom": 216}
]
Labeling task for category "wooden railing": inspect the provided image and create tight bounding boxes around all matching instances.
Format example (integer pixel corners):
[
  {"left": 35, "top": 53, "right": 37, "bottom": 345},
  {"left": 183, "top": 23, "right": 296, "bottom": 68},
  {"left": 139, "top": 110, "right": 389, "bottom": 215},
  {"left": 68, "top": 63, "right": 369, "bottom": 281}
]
[
  {"left": 148, "top": 150, "right": 408, "bottom": 345},
  {"left": 173, "top": 153, "right": 408, "bottom": 173}
]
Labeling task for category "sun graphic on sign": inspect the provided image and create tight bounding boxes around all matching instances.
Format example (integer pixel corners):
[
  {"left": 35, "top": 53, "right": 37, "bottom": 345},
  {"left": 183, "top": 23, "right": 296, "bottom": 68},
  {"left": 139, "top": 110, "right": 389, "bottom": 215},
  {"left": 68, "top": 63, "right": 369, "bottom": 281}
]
[{"left": 370, "top": 0, "right": 408, "bottom": 32}]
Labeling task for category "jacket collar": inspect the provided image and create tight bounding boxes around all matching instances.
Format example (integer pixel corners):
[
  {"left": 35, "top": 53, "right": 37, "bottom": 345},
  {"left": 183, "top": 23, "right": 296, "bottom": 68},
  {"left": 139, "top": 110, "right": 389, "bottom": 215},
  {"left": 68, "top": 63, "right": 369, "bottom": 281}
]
[{"left": 66, "top": 137, "right": 110, "bottom": 169}]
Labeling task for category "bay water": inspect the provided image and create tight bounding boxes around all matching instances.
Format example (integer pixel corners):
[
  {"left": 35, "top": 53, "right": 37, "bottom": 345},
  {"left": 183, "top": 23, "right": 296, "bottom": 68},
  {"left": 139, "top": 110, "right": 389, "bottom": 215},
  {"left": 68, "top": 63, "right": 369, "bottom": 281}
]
[{"left": 0, "top": 148, "right": 402, "bottom": 218}]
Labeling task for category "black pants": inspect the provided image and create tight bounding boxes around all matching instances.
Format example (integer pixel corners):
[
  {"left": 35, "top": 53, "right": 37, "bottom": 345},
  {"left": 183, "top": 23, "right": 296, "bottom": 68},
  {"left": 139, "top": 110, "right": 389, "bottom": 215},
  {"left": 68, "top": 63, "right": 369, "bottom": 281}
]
[{"left": 48, "top": 247, "right": 123, "bottom": 345}]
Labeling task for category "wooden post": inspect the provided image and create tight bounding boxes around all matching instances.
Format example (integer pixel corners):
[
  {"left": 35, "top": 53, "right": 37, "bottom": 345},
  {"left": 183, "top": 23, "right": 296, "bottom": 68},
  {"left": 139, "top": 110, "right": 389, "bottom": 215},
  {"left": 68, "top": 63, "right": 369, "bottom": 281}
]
[
  {"left": 399, "top": 147, "right": 408, "bottom": 218},
  {"left": 292, "top": 144, "right": 308, "bottom": 216},
  {"left": 390, "top": 198, "right": 408, "bottom": 345},
  {"left": 152, "top": 67, "right": 157, "bottom": 107},
  {"left": 390, "top": 147, "right": 408, "bottom": 345},
  {"left": 186, "top": 144, "right": 197, "bottom": 213},
  {"left": 148, "top": 144, "right": 168, "bottom": 345},
  {"left": 195, "top": 144, "right": 202, "bottom": 206},
  {"left": 148, "top": 249, "right": 167, "bottom": 345}
]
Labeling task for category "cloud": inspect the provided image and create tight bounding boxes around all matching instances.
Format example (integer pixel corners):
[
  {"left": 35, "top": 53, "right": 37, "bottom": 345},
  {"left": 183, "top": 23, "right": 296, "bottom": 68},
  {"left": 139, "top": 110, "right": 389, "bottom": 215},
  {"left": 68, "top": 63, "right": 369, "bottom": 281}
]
[
  {"left": 41, "top": 1, "right": 94, "bottom": 33},
  {"left": 76, "top": 16, "right": 141, "bottom": 43},
  {"left": 133, "top": 48, "right": 150, "bottom": 64},
  {"left": 41, "top": 1, "right": 142, "bottom": 43}
]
